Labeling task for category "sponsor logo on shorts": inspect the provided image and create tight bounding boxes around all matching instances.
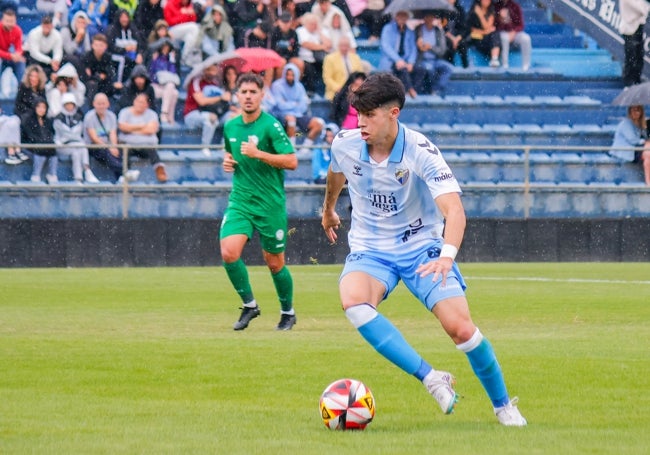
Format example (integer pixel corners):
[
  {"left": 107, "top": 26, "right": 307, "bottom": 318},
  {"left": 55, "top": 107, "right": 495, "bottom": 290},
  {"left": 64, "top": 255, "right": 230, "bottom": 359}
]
[{"left": 275, "top": 229, "right": 285, "bottom": 241}]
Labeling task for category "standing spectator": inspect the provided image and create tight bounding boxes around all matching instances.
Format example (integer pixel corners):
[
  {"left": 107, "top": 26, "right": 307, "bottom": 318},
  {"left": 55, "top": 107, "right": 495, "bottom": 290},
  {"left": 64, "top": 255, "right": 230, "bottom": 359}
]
[
  {"left": 68, "top": 0, "right": 112, "bottom": 37},
  {"left": 117, "top": 92, "right": 168, "bottom": 182},
  {"left": 22, "top": 99, "right": 58, "bottom": 184},
  {"left": 1, "top": 108, "right": 24, "bottom": 165},
  {"left": 233, "top": 0, "right": 274, "bottom": 49},
  {"left": 133, "top": 0, "right": 165, "bottom": 42},
  {"left": 379, "top": 10, "right": 418, "bottom": 99},
  {"left": 199, "top": 4, "right": 235, "bottom": 58},
  {"left": 220, "top": 72, "right": 298, "bottom": 331},
  {"left": 45, "top": 62, "right": 87, "bottom": 118},
  {"left": 494, "top": 0, "right": 531, "bottom": 71},
  {"left": 37, "top": 0, "right": 70, "bottom": 28},
  {"left": 163, "top": 0, "right": 201, "bottom": 66},
  {"left": 270, "top": 12, "right": 303, "bottom": 80},
  {"left": 61, "top": 11, "right": 92, "bottom": 77},
  {"left": 610, "top": 105, "right": 650, "bottom": 186},
  {"left": 269, "top": 63, "right": 324, "bottom": 157},
  {"left": 619, "top": 0, "right": 650, "bottom": 87},
  {"left": 105, "top": 8, "right": 145, "bottom": 84},
  {"left": 81, "top": 33, "right": 123, "bottom": 102},
  {"left": 413, "top": 12, "right": 454, "bottom": 95},
  {"left": 467, "top": 0, "right": 501, "bottom": 67},
  {"left": 15, "top": 65, "right": 47, "bottom": 123},
  {"left": 296, "top": 12, "right": 331, "bottom": 96},
  {"left": 84, "top": 92, "right": 140, "bottom": 183},
  {"left": 147, "top": 38, "right": 180, "bottom": 126},
  {"left": 0, "top": 8, "right": 25, "bottom": 95},
  {"left": 25, "top": 14, "right": 63, "bottom": 79},
  {"left": 443, "top": 0, "right": 469, "bottom": 68},
  {"left": 53, "top": 92, "right": 100, "bottom": 184},
  {"left": 330, "top": 70, "right": 366, "bottom": 128},
  {"left": 322, "top": 35, "right": 364, "bottom": 101}
]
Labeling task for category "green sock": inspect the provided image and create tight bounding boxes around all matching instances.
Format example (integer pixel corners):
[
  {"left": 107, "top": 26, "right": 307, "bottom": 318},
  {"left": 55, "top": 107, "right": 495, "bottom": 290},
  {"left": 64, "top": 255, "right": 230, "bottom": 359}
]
[
  {"left": 223, "top": 259, "right": 254, "bottom": 304},
  {"left": 271, "top": 266, "right": 293, "bottom": 312}
]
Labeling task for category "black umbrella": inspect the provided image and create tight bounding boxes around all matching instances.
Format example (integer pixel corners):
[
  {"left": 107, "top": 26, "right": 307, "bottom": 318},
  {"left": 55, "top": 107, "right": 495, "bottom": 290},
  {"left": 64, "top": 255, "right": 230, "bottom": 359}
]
[
  {"left": 612, "top": 82, "right": 650, "bottom": 106},
  {"left": 384, "top": 0, "right": 455, "bottom": 17}
]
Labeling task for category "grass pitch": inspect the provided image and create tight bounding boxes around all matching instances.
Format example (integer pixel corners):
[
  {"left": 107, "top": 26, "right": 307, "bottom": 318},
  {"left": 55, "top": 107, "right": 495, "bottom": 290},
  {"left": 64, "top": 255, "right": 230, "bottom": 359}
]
[{"left": 1, "top": 263, "right": 649, "bottom": 454}]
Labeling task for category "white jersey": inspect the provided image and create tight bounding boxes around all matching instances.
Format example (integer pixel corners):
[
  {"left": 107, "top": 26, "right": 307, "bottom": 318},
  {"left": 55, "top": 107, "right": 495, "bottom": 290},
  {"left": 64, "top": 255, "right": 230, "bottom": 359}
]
[{"left": 330, "top": 123, "right": 462, "bottom": 254}]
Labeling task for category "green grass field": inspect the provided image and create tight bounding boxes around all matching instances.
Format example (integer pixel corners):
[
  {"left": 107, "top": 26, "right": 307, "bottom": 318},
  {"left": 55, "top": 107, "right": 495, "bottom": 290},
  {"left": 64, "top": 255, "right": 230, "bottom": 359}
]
[{"left": 1, "top": 264, "right": 649, "bottom": 454}]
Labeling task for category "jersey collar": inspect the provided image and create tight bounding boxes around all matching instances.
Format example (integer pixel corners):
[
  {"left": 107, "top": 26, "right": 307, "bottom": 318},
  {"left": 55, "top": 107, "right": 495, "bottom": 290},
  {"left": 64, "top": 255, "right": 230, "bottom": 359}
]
[{"left": 360, "top": 122, "right": 405, "bottom": 163}]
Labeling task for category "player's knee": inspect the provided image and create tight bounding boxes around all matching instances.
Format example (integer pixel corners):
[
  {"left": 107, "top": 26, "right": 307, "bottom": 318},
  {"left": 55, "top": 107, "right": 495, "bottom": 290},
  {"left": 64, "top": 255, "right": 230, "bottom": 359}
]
[
  {"left": 220, "top": 245, "right": 241, "bottom": 263},
  {"left": 344, "top": 303, "right": 377, "bottom": 328}
]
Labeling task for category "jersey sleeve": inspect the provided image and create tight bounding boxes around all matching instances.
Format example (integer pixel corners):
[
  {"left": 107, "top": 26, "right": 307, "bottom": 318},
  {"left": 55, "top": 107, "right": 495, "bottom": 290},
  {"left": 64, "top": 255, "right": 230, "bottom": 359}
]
[
  {"left": 412, "top": 133, "right": 462, "bottom": 199},
  {"left": 267, "top": 114, "right": 294, "bottom": 155}
]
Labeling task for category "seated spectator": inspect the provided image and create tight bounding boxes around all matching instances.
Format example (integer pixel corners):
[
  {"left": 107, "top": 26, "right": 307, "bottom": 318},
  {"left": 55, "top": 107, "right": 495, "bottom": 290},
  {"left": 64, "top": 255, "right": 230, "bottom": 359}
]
[
  {"left": 84, "top": 92, "right": 139, "bottom": 183},
  {"left": 147, "top": 38, "right": 180, "bottom": 126},
  {"left": 37, "top": 0, "right": 70, "bottom": 28},
  {"left": 233, "top": 0, "right": 273, "bottom": 49},
  {"left": 494, "top": 0, "right": 531, "bottom": 71},
  {"left": 322, "top": 35, "right": 364, "bottom": 101},
  {"left": 117, "top": 92, "right": 168, "bottom": 182},
  {"left": 312, "top": 122, "right": 337, "bottom": 184},
  {"left": 105, "top": 8, "right": 145, "bottom": 84},
  {"left": 1, "top": 108, "right": 25, "bottom": 165},
  {"left": 61, "top": 11, "right": 92, "bottom": 77},
  {"left": 53, "top": 92, "right": 100, "bottom": 184},
  {"left": 15, "top": 65, "right": 47, "bottom": 123},
  {"left": 68, "top": 0, "right": 112, "bottom": 37},
  {"left": 133, "top": 0, "right": 164, "bottom": 43},
  {"left": 45, "top": 62, "right": 87, "bottom": 118},
  {"left": 111, "top": 0, "right": 139, "bottom": 18},
  {"left": 352, "top": 0, "right": 390, "bottom": 42},
  {"left": 25, "top": 14, "right": 63, "bottom": 79},
  {"left": 269, "top": 63, "right": 324, "bottom": 157},
  {"left": 413, "top": 12, "right": 454, "bottom": 95},
  {"left": 199, "top": 4, "right": 235, "bottom": 58},
  {"left": 330, "top": 70, "right": 366, "bottom": 129},
  {"left": 442, "top": 0, "right": 469, "bottom": 68},
  {"left": 22, "top": 99, "right": 58, "bottom": 184},
  {"left": 467, "top": 0, "right": 501, "bottom": 67},
  {"left": 183, "top": 62, "right": 228, "bottom": 156},
  {"left": 311, "top": 0, "right": 352, "bottom": 30},
  {"left": 610, "top": 105, "right": 650, "bottom": 186},
  {"left": 81, "top": 33, "right": 123, "bottom": 102},
  {"left": 320, "top": 6, "right": 357, "bottom": 52},
  {"left": 117, "top": 64, "right": 157, "bottom": 114},
  {"left": 163, "top": 0, "right": 201, "bottom": 66},
  {"left": 270, "top": 12, "right": 303, "bottom": 80},
  {"left": 379, "top": 10, "right": 418, "bottom": 99},
  {"left": 296, "top": 12, "right": 331, "bottom": 96},
  {"left": 0, "top": 8, "right": 25, "bottom": 96}
]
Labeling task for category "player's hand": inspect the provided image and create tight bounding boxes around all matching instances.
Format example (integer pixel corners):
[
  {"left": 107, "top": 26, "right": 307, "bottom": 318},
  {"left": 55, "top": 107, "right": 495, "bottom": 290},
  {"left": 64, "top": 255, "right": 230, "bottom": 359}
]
[
  {"left": 416, "top": 257, "right": 454, "bottom": 287},
  {"left": 223, "top": 153, "right": 238, "bottom": 172},
  {"left": 322, "top": 210, "right": 341, "bottom": 244},
  {"left": 240, "top": 140, "right": 260, "bottom": 159}
]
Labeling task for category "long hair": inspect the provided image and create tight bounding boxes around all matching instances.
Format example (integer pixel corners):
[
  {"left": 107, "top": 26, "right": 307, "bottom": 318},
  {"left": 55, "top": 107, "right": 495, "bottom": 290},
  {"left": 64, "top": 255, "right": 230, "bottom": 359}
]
[
  {"left": 628, "top": 105, "right": 646, "bottom": 130},
  {"left": 22, "top": 64, "right": 47, "bottom": 91}
]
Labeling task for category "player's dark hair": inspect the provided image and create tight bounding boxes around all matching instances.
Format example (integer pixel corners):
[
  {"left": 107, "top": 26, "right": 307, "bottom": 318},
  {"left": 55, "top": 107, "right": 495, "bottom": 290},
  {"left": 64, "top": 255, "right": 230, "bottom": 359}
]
[
  {"left": 349, "top": 72, "right": 405, "bottom": 113},
  {"left": 236, "top": 72, "right": 264, "bottom": 89}
]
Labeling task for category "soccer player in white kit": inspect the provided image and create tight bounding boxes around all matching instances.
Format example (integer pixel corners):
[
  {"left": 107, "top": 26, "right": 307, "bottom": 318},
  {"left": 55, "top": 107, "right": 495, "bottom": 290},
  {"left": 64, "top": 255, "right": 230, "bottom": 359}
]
[{"left": 321, "top": 72, "right": 527, "bottom": 426}]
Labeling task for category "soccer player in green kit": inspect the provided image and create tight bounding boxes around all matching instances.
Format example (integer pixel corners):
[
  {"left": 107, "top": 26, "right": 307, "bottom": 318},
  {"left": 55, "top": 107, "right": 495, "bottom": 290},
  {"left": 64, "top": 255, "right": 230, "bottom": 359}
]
[{"left": 220, "top": 72, "right": 299, "bottom": 331}]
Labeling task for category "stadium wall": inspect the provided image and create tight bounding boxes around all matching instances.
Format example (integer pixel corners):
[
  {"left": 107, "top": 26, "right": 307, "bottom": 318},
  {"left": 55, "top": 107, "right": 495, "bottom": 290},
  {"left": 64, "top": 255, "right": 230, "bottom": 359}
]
[{"left": 1, "top": 218, "right": 649, "bottom": 267}]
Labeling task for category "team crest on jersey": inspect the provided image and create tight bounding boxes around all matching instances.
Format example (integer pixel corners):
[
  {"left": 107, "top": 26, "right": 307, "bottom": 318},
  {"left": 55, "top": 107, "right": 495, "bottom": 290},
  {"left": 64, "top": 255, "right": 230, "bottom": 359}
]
[
  {"left": 395, "top": 168, "right": 409, "bottom": 185},
  {"left": 248, "top": 135, "right": 259, "bottom": 145}
]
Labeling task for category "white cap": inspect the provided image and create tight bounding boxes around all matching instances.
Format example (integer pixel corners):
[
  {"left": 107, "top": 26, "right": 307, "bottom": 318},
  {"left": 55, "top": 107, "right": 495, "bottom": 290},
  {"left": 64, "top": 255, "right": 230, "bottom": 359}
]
[{"left": 61, "top": 92, "right": 77, "bottom": 107}]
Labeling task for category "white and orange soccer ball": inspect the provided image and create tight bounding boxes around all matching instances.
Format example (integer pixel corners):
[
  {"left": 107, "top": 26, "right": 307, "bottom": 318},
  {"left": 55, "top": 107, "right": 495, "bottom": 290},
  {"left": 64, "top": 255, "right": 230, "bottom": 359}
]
[{"left": 319, "top": 378, "right": 375, "bottom": 430}]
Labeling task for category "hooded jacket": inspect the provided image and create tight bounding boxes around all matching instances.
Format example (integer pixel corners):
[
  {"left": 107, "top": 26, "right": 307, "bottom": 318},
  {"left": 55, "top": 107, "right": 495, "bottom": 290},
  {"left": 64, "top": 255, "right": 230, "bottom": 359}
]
[
  {"left": 199, "top": 4, "right": 234, "bottom": 51},
  {"left": 68, "top": 0, "right": 111, "bottom": 30},
  {"left": 117, "top": 64, "right": 156, "bottom": 111},
  {"left": 134, "top": 0, "right": 164, "bottom": 39},
  {"left": 61, "top": 11, "right": 92, "bottom": 57},
  {"left": 53, "top": 95, "right": 85, "bottom": 145},
  {"left": 21, "top": 99, "right": 56, "bottom": 157},
  {"left": 106, "top": 8, "right": 144, "bottom": 57},
  {"left": 269, "top": 63, "right": 309, "bottom": 118}
]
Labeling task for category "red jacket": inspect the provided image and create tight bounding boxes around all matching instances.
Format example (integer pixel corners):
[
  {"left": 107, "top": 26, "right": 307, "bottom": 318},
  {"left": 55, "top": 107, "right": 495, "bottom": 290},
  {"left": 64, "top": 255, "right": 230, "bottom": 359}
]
[
  {"left": 163, "top": 0, "right": 198, "bottom": 27},
  {"left": 0, "top": 24, "right": 23, "bottom": 61},
  {"left": 494, "top": 0, "right": 525, "bottom": 33}
]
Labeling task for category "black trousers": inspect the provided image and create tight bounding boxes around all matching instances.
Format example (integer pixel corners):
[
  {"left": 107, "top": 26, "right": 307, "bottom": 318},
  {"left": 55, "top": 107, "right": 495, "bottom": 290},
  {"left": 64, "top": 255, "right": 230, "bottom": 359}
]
[{"left": 623, "top": 25, "right": 645, "bottom": 87}]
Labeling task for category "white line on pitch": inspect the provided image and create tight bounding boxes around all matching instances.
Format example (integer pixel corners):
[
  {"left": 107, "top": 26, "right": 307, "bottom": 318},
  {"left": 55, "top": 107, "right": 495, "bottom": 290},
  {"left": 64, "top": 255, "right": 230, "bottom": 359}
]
[{"left": 466, "top": 276, "right": 650, "bottom": 285}]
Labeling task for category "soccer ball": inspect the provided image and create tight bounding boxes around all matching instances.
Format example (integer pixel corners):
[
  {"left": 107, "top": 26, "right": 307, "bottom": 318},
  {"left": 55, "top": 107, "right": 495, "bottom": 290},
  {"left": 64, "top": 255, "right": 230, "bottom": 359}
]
[{"left": 319, "top": 378, "right": 375, "bottom": 430}]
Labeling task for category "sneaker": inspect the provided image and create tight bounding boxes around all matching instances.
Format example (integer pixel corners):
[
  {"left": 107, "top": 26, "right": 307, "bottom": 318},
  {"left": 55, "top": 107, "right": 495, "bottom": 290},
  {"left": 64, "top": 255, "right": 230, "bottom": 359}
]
[
  {"left": 489, "top": 58, "right": 500, "bottom": 68},
  {"left": 202, "top": 147, "right": 211, "bottom": 157},
  {"left": 233, "top": 305, "right": 261, "bottom": 331},
  {"left": 84, "top": 168, "right": 100, "bottom": 183},
  {"left": 4, "top": 155, "right": 21, "bottom": 165},
  {"left": 125, "top": 169, "right": 140, "bottom": 182},
  {"left": 155, "top": 165, "right": 168, "bottom": 183},
  {"left": 16, "top": 151, "right": 29, "bottom": 161},
  {"left": 276, "top": 313, "right": 297, "bottom": 331},
  {"left": 495, "top": 397, "right": 527, "bottom": 426},
  {"left": 423, "top": 370, "right": 459, "bottom": 415},
  {"left": 30, "top": 175, "right": 41, "bottom": 182},
  {"left": 45, "top": 174, "right": 58, "bottom": 184}
]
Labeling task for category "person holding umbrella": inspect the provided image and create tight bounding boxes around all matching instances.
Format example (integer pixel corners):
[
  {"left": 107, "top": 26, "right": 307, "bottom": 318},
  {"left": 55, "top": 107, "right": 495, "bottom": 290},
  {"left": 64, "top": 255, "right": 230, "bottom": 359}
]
[{"left": 610, "top": 105, "right": 650, "bottom": 186}]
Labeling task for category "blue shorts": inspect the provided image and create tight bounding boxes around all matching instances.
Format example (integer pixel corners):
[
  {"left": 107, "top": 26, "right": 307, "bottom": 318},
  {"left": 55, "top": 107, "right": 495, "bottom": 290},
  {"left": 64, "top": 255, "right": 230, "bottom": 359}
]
[{"left": 340, "top": 243, "right": 467, "bottom": 311}]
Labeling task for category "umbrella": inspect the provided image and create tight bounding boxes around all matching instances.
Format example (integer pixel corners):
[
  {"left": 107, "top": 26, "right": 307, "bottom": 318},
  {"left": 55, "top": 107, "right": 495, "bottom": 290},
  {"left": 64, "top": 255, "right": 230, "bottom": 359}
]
[
  {"left": 182, "top": 51, "right": 246, "bottom": 89},
  {"left": 612, "top": 82, "right": 650, "bottom": 106},
  {"left": 384, "top": 0, "right": 455, "bottom": 17},
  {"left": 234, "top": 47, "right": 285, "bottom": 73}
]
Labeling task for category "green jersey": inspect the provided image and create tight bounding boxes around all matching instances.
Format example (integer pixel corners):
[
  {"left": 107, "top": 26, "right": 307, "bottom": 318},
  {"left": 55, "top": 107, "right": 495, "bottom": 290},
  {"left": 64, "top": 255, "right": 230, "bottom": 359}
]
[{"left": 223, "top": 111, "right": 294, "bottom": 214}]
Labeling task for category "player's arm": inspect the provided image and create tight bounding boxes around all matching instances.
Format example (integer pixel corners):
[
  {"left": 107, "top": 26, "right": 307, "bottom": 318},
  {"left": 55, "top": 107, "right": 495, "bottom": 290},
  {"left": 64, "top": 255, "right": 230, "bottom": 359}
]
[
  {"left": 321, "top": 166, "right": 347, "bottom": 244},
  {"left": 240, "top": 139, "right": 298, "bottom": 170}
]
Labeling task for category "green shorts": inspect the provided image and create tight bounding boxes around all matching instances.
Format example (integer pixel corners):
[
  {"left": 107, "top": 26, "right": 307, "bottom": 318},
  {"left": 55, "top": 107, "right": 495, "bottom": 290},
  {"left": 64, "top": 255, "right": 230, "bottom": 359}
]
[{"left": 220, "top": 206, "right": 288, "bottom": 254}]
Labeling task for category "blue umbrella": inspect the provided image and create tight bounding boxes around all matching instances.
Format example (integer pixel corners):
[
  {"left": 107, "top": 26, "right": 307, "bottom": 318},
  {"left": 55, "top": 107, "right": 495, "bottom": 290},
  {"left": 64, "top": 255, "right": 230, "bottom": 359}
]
[{"left": 384, "top": 0, "right": 455, "bottom": 17}]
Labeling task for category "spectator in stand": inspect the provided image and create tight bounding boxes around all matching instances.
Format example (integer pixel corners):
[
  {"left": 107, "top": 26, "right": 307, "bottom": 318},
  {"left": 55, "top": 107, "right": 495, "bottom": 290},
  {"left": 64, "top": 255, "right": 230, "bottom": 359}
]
[
  {"left": 351, "top": 0, "right": 390, "bottom": 42},
  {"left": 53, "top": 92, "right": 101, "bottom": 184},
  {"left": 147, "top": 37, "right": 180, "bottom": 126},
  {"left": 494, "top": 0, "right": 531, "bottom": 71},
  {"left": 25, "top": 14, "right": 63, "bottom": 79},
  {"left": 147, "top": 19, "right": 173, "bottom": 49},
  {"left": 61, "top": 11, "right": 92, "bottom": 77},
  {"left": 15, "top": 65, "right": 48, "bottom": 123},
  {"left": 117, "top": 64, "right": 157, "bottom": 115},
  {"left": 330, "top": 70, "right": 365, "bottom": 128},
  {"left": 413, "top": 12, "right": 454, "bottom": 95},
  {"left": 619, "top": 0, "right": 650, "bottom": 87},
  {"left": 118, "top": 92, "right": 168, "bottom": 182},
  {"left": 1, "top": 108, "right": 25, "bottom": 165},
  {"left": 81, "top": 33, "right": 123, "bottom": 102},
  {"left": 22, "top": 98, "right": 58, "bottom": 184},
  {"left": 111, "top": 0, "right": 139, "bottom": 18},
  {"left": 84, "top": 92, "right": 140, "bottom": 183},
  {"left": 37, "top": 0, "right": 70, "bottom": 28},
  {"left": 199, "top": 4, "right": 235, "bottom": 58},
  {"left": 322, "top": 35, "right": 364, "bottom": 101},
  {"left": 296, "top": 12, "right": 331, "bottom": 96},
  {"left": 379, "top": 10, "right": 418, "bottom": 99},
  {"left": 269, "top": 63, "right": 324, "bottom": 157},
  {"left": 45, "top": 62, "right": 87, "bottom": 118},
  {"left": 467, "top": 0, "right": 501, "bottom": 67},
  {"left": 105, "top": 8, "right": 145, "bottom": 84},
  {"left": 163, "top": 0, "right": 201, "bottom": 66},
  {"left": 68, "top": 0, "right": 112, "bottom": 37},
  {"left": 322, "top": 9, "right": 357, "bottom": 52},
  {"left": 443, "top": 0, "right": 469, "bottom": 68},
  {"left": 312, "top": 122, "right": 337, "bottom": 184},
  {"left": 233, "top": 0, "right": 274, "bottom": 49},
  {"left": 270, "top": 12, "right": 303, "bottom": 79},
  {"left": 0, "top": 8, "right": 25, "bottom": 94},
  {"left": 220, "top": 65, "right": 242, "bottom": 123},
  {"left": 610, "top": 105, "right": 650, "bottom": 186},
  {"left": 133, "top": 0, "right": 165, "bottom": 42},
  {"left": 183, "top": 62, "right": 228, "bottom": 156},
  {"left": 311, "top": 0, "right": 350, "bottom": 31}
]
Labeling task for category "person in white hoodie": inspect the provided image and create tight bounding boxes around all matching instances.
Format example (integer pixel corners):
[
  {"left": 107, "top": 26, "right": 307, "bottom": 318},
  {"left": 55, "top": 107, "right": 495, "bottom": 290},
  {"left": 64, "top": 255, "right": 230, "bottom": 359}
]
[
  {"left": 53, "top": 92, "right": 100, "bottom": 184},
  {"left": 45, "top": 62, "right": 87, "bottom": 118}
]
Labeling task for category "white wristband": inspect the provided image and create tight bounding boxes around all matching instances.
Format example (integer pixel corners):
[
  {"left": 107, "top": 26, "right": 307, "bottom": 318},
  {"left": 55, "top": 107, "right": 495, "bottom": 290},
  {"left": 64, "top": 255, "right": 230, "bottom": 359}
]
[{"left": 440, "top": 244, "right": 458, "bottom": 260}]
